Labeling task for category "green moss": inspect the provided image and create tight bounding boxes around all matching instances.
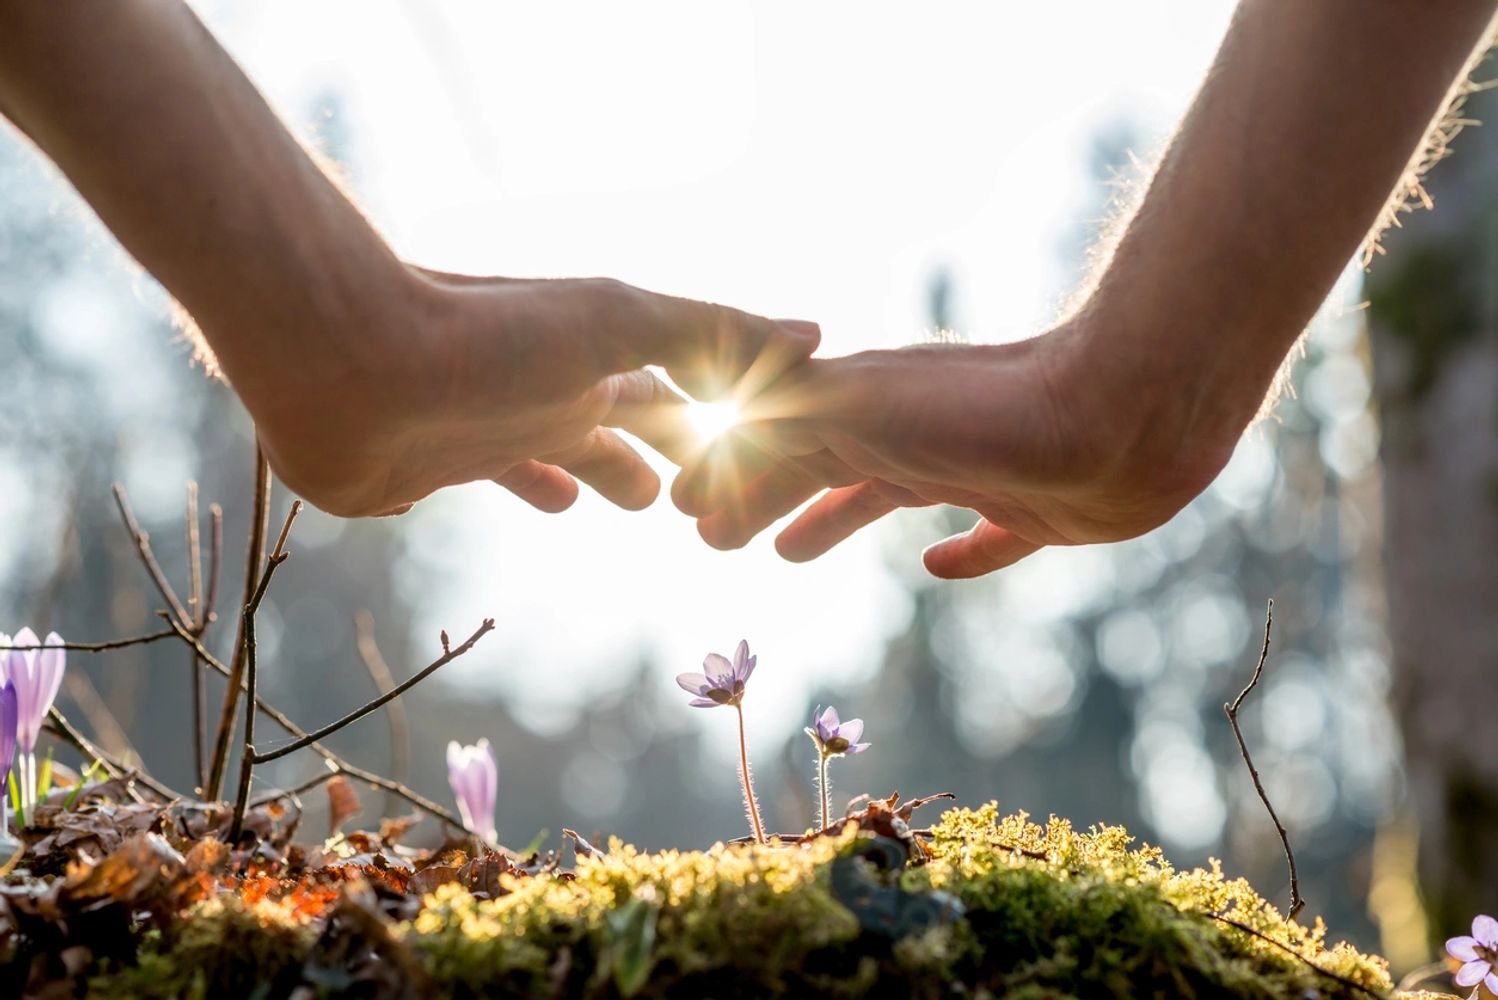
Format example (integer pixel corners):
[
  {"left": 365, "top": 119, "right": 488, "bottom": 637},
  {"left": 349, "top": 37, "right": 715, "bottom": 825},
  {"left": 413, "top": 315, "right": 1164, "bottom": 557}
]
[
  {"left": 72, "top": 805, "right": 1396, "bottom": 997},
  {"left": 86, "top": 895, "right": 316, "bottom": 999},
  {"left": 405, "top": 806, "right": 1393, "bottom": 999}
]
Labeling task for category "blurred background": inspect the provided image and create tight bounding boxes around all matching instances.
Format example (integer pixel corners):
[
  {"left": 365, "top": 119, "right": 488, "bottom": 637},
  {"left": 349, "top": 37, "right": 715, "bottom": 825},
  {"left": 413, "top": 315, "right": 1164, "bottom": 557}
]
[{"left": 1, "top": 0, "right": 1494, "bottom": 974}]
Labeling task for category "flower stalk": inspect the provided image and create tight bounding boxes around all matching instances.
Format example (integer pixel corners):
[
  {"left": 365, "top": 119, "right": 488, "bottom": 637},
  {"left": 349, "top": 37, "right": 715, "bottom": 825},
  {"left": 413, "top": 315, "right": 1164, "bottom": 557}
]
[
  {"left": 805, "top": 705, "right": 870, "bottom": 833},
  {"left": 734, "top": 704, "right": 765, "bottom": 844},
  {"left": 676, "top": 640, "right": 765, "bottom": 844}
]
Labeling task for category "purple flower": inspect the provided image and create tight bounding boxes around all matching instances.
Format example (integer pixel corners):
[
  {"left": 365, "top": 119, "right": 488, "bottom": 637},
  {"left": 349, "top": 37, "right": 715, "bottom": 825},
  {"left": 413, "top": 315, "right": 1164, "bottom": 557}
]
[
  {"left": 3, "top": 628, "right": 65, "bottom": 755},
  {"left": 805, "top": 705, "right": 870, "bottom": 757},
  {"left": 676, "top": 640, "right": 756, "bottom": 708},
  {"left": 446, "top": 739, "right": 498, "bottom": 844},
  {"left": 0, "top": 683, "right": 15, "bottom": 792},
  {"left": 1448, "top": 914, "right": 1498, "bottom": 994}
]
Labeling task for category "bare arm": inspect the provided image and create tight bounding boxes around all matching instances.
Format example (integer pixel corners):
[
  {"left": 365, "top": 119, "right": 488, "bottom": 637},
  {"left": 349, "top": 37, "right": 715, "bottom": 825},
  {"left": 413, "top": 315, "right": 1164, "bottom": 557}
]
[
  {"left": 0, "top": 0, "right": 816, "bottom": 516},
  {"left": 685, "top": 0, "right": 1498, "bottom": 577},
  {"left": 1089, "top": 0, "right": 1498, "bottom": 451}
]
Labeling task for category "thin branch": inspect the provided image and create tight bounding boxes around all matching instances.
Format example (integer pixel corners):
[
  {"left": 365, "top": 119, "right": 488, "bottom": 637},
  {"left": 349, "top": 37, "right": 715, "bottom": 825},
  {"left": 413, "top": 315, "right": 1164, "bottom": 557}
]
[
  {"left": 250, "top": 618, "right": 495, "bottom": 765},
  {"left": 1224, "top": 599, "right": 1304, "bottom": 921},
  {"left": 0, "top": 629, "right": 177, "bottom": 653},
  {"left": 203, "top": 503, "right": 224, "bottom": 626},
  {"left": 1205, "top": 913, "right": 1385, "bottom": 1000},
  {"left": 161, "top": 613, "right": 480, "bottom": 837},
  {"left": 229, "top": 500, "right": 301, "bottom": 842},
  {"left": 186, "top": 483, "right": 205, "bottom": 790},
  {"left": 44, "top": 707, "right": 181, "bottom": 802},
  {"left": 206, "top": 445, "right": 271, "bottom": 800},
  {"left": 354, "top": 610, "right": 410, "bottom": 815},
  {"left": 248, "top": 761, "right": 340, "bottom": 808},
  {"left": 186, "top": 482, "right": 203, "bottom": 624},
  {"left": 111, "top": 483, "right": 191, "bottom": 626}
]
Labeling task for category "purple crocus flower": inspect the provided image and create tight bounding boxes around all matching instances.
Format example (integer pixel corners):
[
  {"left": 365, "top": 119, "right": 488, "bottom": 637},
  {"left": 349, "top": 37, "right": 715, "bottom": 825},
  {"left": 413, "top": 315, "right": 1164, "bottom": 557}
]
[
  {"left": 3, "top": 628, "right": 65, "bottom": 755},
  {"left": 0, "top": 682, "right": 16, "bottom": 831},
  {"left": 1448, "top": 914, "right": 1498, "bottom": 994},
  {"left": 805, "top": 705, "right": 871, "bottom": 757},
  {"left": 675, "top": 640, "right": 756, "bottom": 708},
  {"left": 446, "top": 738, "right": 498, "bottom": 845}
]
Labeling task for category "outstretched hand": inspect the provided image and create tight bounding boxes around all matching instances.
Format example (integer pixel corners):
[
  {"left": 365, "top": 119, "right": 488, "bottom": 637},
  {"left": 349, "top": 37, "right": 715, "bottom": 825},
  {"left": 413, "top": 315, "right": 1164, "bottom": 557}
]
[
  {"left": 674, "top": 321, "right": 1237, "bottom": 578},
  {"left": 250, "top": 268, "right": 820, "bottom": 517}
]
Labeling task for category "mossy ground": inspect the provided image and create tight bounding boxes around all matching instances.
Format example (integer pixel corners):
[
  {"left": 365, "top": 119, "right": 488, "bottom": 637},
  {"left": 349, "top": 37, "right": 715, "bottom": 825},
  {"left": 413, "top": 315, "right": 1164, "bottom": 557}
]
[{"left": 88, "top": 804, "right": 1394, "bottom": 999}]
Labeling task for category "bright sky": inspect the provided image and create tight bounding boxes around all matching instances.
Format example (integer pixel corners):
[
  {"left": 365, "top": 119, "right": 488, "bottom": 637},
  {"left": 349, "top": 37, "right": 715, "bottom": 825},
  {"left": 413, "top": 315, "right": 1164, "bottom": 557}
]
[{"left": 192, "top": 1, "right": 1238, "bottom": 739}]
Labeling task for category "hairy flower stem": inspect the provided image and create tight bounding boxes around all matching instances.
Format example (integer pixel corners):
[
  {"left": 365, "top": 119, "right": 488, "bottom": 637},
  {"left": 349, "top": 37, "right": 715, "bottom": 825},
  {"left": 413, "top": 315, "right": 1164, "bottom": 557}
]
[
  {"left": 817, "top": 753, "right": 831, "bottom": 833},
  {"left": 734, "top": 704, "right": 765, "bottom": 844}
]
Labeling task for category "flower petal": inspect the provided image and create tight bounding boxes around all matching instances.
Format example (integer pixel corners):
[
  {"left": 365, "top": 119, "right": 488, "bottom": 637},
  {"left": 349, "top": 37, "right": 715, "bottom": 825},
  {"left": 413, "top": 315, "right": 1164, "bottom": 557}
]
[
  {"left": 688, "top": 698, "right": 720, "bottom": 708},
  {"left": 702, "top": 653, "right": 732, "bottom": 678},
  {"left": 1456, "top": 960, "right": 1492, "bottom": 988},
  {"left": 1487, "top": 970, "right": 1498, "bottom": 996},
  {"left": 676, "top": 672, "right": 712, "bottom": 695},
  {"left": 1450, "top": 937, "right": 1482, "bottom": 962},
  {"left": 846, "top": 742, "right": 872, "bottom": 754},
  {"left": 1474, "top": 914, "right": 1498, "bottom": 947},
  {"left": 839, "top": 718, "right": 864, "bottom": 744}
]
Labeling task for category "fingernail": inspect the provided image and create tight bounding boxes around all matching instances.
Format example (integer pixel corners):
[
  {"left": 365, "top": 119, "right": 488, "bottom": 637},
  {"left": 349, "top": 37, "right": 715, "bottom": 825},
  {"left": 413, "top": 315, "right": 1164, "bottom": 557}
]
[{"left": 775, "top": 319, "right": 822, "bottom": 345}]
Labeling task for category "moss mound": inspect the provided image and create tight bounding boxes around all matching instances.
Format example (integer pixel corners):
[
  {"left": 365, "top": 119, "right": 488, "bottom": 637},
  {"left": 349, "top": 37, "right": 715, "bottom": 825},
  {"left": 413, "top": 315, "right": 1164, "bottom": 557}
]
[{"left": 84, "top": 803, "right": 1394, "bottom": 999}]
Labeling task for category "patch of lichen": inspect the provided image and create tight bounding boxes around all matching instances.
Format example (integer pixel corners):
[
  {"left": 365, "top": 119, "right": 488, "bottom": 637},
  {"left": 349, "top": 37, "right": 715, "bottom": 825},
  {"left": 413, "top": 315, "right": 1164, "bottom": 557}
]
[{"left": 407, "top": 805, "right": 1393, "bottom": 998}]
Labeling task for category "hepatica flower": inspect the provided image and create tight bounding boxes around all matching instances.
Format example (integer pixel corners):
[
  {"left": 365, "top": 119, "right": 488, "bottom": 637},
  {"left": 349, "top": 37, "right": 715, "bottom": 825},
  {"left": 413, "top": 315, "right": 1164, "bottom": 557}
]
[
  {"left": 675, "top": 640, "right": 756, "bottom": 709},
  {"left": 807, "top": 706, "right": 870, "bottom": 758},
  {"left": 677, "top": 640, "right": 765, "bottom": 844},
  {"left": 1448, "top": 914, "right": 1498, "bottom": 995},
  {"left": 3, "top": 628, "right": 65, "bottom": 821},
  {"left": 805, "top": 705, "right": 870, "bottom": 832},
  {"left": 446, "top": 738, "right": 498, "bottom": 846}
]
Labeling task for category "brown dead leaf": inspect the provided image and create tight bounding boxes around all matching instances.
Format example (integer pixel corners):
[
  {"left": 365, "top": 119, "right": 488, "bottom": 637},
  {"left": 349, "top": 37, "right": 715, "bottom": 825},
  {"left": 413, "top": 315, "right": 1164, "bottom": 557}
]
[{"left": 326, "top": 777, "right": 362, "bottom": 836}]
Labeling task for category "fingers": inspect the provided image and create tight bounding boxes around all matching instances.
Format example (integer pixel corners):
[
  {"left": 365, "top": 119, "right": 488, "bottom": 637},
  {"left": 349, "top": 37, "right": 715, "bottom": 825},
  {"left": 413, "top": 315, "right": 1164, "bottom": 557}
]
[
  {"left": 774, "top": 479, "right": 925, "bottom": 562},
  {"left": 543, "top": 427, "right": 661, "bottom": 511},
  {"left": 597, "top": 369, "right": 698, "bottom": 466},
  {"left": 693, "top": 449, "right": 869, "bottom": 550},
  {"left": 696, "top": 461, "right": 825, "bottom": 551},
  {"left": 589, "top": 280, "right": 821, "bottom": 400},
  {"left": 921, "top": 519, "right": 1044, "bottom": 579},
  {"left": 493, "top": 461, "right": 581, "bottom": 513}
]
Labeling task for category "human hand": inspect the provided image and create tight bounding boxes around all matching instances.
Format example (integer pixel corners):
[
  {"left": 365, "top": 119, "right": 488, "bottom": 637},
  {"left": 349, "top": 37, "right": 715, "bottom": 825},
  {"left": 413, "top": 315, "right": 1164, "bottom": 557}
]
[
  {"left": 674, "top": 321, "right": 1238, "bottom": 578},
  {"left": 247, "top": 267, "right": 819, "bottom": 517}
]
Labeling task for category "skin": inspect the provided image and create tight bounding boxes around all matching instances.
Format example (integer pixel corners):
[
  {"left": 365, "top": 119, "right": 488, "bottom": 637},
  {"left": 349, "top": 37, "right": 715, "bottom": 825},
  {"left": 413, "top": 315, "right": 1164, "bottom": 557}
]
[
  {"left": 2, "top": 1, "right": 1495, "bottom": 578},
  {"left": 682, "top": 0, "right": 1498, "bottom": 578},
  {"left": 0, "top": 0, "right": 818, "bottom": 518}
]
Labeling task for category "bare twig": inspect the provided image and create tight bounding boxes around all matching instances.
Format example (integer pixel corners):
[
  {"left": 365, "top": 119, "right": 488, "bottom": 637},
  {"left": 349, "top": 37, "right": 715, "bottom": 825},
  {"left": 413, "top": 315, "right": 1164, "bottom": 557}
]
[
  {"left": 0, "top": 629, "right": 177, "bottom": 653},
  {"left": 161, "top": 605, "right": 481, "bottom": 836},
  {"left": 203, "top": 503, "right": 224, "bottom": 626},
  {"left": 186, "top": 483, "right": 205, "bottom": 789},
  {"left": 354, "top": 610, "right": 410, "bottom": 815},
  {"left": 250, "top": 618, "right": 495, "bottom": 765},
  {"left": 1224, "top": 599, "right": 1304, "bottom": 921},
  {"left": 1205, "top": 912, "right": 1385, "bottom": 1000},
  {"left": 44, "top": 707, "right": 180, "bottom": 802},
  {"left": 229, "top": 501, "right": 301, "bottom": 841},
  {"left": 206, "top": 445, "right": 271, "bottom": 800},
  {"left": 186, "top": 482, "right": 203, "bottom": 624},
  {"left": 111, "top": 483, "right": 191, "bottom": 626}
]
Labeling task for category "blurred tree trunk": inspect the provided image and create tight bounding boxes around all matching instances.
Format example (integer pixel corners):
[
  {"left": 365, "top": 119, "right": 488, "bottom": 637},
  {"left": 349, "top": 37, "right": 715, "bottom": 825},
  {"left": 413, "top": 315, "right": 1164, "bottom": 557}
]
[{"left": 1366, "top": 80, "right": 1498, "bottom": 935}]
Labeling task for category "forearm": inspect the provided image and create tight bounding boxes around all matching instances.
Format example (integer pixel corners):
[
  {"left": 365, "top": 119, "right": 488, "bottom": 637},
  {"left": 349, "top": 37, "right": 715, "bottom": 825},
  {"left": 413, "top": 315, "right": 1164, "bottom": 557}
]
[
  {"left": 1083, "top": 0, "right": 1497, "bottom": 445},
  {"left": 0, "top": 0, "right": 414, "bottom": 398}
]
